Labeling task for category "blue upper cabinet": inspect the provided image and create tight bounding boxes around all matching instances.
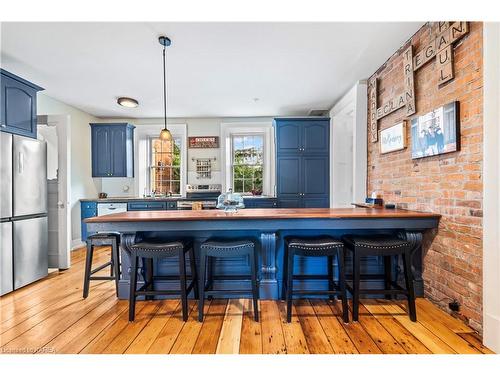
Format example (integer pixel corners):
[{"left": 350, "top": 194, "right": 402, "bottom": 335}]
[
  {"left": 274, "top": 118, "right": 330, "bottom": 208},
  {"left": 275, "top": 118, "right": 330, "bottom": 155},
  {"left": 90, "top": 123, "right": 135, "bottom": 178},
  {"left": 0, "top": 69, "right": 44, "bottom": 139},
  {"left": 275, "top": 121, "right": 301, "bottom": 154}
]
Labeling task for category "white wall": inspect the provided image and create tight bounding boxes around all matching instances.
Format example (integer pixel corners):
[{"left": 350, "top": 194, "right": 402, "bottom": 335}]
[
  {"left": 483, "top": 22, "right": 500, "bottom": 353},
  {"left": 37, "top": 94, "right": 100, "bottom": 246},
  {"left": 96, "top": 117, "right": 274, "bottom": 197}
]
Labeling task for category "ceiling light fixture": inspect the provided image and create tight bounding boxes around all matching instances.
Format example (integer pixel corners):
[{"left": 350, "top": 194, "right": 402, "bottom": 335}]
[
  {"left": 117, "top": 97, "right": 139, "bottom": 108},
  {"left": 158, "top": 36, "right": 172, "bottom": 141}
]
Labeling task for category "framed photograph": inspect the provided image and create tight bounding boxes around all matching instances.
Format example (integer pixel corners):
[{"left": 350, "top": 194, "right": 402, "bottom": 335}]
[
  {"left": 380, "top": 121, "right": 406, "bottom": 154},
  {"left": 188, "top": 136, "right": 219, "bottom": 148},
  {"left": 411, "top": 101, "right": 460, "bottom": 159}
]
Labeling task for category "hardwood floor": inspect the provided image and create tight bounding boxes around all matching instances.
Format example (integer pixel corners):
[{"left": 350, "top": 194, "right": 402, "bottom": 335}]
[{"left": 0, "top": 246, "right": 494, "bottom": 354}]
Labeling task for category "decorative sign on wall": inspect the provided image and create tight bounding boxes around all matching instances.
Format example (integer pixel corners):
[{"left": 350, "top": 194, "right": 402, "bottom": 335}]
[
  {"left": 188, "top": 136, "right": 219, "bottom": 148},
  {"left": 369, "top": 22, "right": 468, "bottom": 143},
  {"left": 411, "top": 101, "right": 460, "bottom": 159},
  {"left": 380, "top": 121, "right": 406, "bottom": 154}
]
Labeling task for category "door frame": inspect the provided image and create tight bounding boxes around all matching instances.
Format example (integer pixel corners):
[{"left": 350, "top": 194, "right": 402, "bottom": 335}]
[
  {"left": 483, "top": 22, "right": 500, "bottom": 352},
  {"left": 329, "top": 81, "right": 368, "bottom": 207},
  {"left": 37, "top": 114, "right": 71, "bottom": 270}
]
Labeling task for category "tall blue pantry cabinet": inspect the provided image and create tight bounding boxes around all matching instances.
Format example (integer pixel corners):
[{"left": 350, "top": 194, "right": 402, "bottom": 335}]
[{"left": 275, "top": 118, "right": 330, "bottom": 208}]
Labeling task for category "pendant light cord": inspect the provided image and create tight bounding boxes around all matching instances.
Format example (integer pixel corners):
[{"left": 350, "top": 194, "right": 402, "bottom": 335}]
[{"left": 162, "top": 45, "right": 168, "bottom": 131}]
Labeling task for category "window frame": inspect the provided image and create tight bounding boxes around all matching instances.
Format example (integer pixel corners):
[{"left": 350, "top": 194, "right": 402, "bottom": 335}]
[
  {"left": 134, "top": 124, "right": 187, "bottom": 198},
  {"left": 230, "top": 133, "right": 265, "bottom": 195},
  {"left": 220, "top": 122, "right": 275, "bottom": 197},
  {"left": 148, "top": 136, "right": 182, "bottom": 196}
]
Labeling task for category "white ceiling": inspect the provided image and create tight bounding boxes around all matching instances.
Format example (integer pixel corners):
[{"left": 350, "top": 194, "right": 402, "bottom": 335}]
[{"left": 1, "top": 22, "right": 423, "bottom": 118}]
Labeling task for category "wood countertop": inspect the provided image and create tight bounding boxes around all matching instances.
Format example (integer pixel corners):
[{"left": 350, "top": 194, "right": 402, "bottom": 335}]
[{"left": 85, "top": 208, "right": 441, "bottom": 223}]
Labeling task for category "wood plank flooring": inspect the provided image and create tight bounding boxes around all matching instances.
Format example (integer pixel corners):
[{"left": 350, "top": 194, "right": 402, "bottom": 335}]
[{"left": 0, "top": 246, "right": 494, "bottom": 354}]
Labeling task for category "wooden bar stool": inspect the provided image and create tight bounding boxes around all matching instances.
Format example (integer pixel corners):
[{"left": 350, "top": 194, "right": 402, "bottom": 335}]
[
  {"left": 198, "top": 239, "right": 259, "bottom": 322},
  {"left": 341, "top": 235, "right": 417, "bottom": 322},
  {"left": 128, "top": 239, "right": 198, "bottom": 322},
  {"left": 283, "top": 236, "right": 349, "bottom": 323},
  {"left": 83, "top": 232, "right": 121, "bottom": 298}
]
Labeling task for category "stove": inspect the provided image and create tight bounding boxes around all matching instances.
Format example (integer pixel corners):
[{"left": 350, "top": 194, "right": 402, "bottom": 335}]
[
  {"left": 180, "top": 184, "right": 221, "bottom": 210},
  {"left": 185, "top": 184, "right": 221, "bottom": 199}
]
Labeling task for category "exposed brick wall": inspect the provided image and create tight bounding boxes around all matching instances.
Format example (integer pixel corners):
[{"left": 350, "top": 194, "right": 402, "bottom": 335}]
[{"left": 367, "top": 22, "right": 483, "bottom": 332}]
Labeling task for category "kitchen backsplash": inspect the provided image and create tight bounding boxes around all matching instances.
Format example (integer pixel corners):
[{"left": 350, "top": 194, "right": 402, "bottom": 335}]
[{"left": 99, "top": 173, "right": 223, "bottom": 197}]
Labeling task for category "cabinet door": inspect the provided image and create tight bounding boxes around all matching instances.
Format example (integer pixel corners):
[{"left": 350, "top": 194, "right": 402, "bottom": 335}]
[
  {"left": 302, "top": 120, "right": 329, "bottom": 154},
  {"left": 275, "top": 120, "right": 301, "bottom": 154},
  {"left": 276, "top": 157, "right": 302, "bottom": 207},
  {"left": 302, "top": 156, "right": 329, "bottom": 208},
  {"left": 110, "top": 126, "right": 126, "bottom": 177},
  {"left": 92, "top": 126, "right": 112, "bottom": 177},
  {"left": 80, "top": 201, "right": 97, "bottom": 241},
  {"left": 1, "top": 75, "right": 37, "bottom": 138},
  {"left": 277, "top": 157, "right": 301, "bottom": 195}
]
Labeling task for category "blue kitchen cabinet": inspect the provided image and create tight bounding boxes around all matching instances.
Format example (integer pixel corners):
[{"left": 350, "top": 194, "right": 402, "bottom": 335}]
[
  {"left": 243, "top": 197, "right": 277, "bottom": 208},
  {"left": 80, "top": 201, "right": 97, "bottom": 242},
  {"left": 127, "top": 201, "right": 168, "bottom": 211},
  {"left": 90, "top": 123, "right": 135, "bottom": 178},
  {"left": 275, "top": 118, "right": 330, "bottom": 208},
  {"left": 0, "top": 69, "right": 44, "bottom": 139},
  {"left": 275, "top": 118, "right": 330, "bottom": 155}
]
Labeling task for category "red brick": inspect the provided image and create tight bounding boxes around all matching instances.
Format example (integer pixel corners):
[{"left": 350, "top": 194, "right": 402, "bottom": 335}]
[{"left": 367, "top": 22, "right": 483, "bottom": 333}]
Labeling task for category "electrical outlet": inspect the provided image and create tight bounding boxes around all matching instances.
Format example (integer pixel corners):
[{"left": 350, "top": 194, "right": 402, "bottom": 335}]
[{"left": 449, "top": 300, "right": 460, "bottom": 312}]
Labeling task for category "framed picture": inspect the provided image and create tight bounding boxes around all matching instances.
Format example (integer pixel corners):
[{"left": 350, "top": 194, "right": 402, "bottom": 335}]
[
  {"left": 380, "top": 121, "right": 406, "bottom": 154},
  {"left": 411, "top": 101, "right": 460, "bottom": 159},
  {"left": 188, "top": 136, "right": 219, "bottom": 148}
]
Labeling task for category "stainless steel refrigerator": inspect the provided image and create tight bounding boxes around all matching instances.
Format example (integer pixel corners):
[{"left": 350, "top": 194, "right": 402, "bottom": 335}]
[{"left": 1, "top": 132, "right": 48, "bottom": 296}]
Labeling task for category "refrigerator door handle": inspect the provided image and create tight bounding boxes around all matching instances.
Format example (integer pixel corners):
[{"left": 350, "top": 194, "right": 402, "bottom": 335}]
[{"left": 18, "top": 152, "right": 24, "bottom": 174}]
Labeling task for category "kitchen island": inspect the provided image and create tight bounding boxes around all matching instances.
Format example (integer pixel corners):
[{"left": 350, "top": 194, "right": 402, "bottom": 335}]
[{"left": 85, "top": 208, "right": 440, "bottom": 299}]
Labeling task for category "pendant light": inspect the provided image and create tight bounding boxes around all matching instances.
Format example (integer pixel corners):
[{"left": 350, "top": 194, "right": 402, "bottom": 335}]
[{"left": 159, "top": 36, "right": 172, "bottom": 141}]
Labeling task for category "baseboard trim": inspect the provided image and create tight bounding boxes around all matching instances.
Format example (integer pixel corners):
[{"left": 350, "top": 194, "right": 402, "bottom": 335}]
[
  {"left": 484, "top": 312, "right": 500, "bottom": 353},
  {"left": 71, "top": 238, "right": 85, "bottom": 250}
]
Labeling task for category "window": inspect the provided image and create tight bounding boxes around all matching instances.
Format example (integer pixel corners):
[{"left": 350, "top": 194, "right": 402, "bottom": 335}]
[
  {"left": 231, "top": 134, "right": 264, "bottom": 194},
  {"left": 149, "top": 137, "right": 181, "bottom": 195}
]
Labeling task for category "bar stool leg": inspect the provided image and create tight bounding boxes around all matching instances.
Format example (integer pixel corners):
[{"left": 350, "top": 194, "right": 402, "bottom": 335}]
[
  {"left": 83, "top": 242, "right": 94, "bottom": 299},
  {"left": 198, "top": 248, "right": 207, "bottom": 322},
  {"left": 112, "top": 239, "right": 120, "bottom": 297},
  {"left": 384, "top": 255, "right": 392, "bottom": 300},
  {"left": 327, "top": 255, "right": 334, "bottom": 300},
  {"left": 281, "top": 245, "right": 288, "bottom": 301},
  {"left": 129, "top": 254, "right": 138, "bottom": 322},
  {"left": 338, "top": 247, "right": 349, "bottom": 323},
  {"left": 188, "top": 246, "right": 199, "bottom": 300},
  {"left": 286, "top": 249, "right": 295, "bottom": 323},
  {"left": 249, "top": 249, "right": 259, "bottom": 322},
  {"left": 144, "top": 258, "right": 154, "bottom": 301},
  {"left": 403, "top": 251, "right": 417, "bottom": 322},
  {"left": 179, "top": 249, "right": 189, "bottom": 322},
  {"left": 352, "top": 250, "right": 361, "bottom": 321}
]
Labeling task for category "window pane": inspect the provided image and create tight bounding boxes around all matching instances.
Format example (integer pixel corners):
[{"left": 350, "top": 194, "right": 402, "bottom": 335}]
[
  {"left": 150, "top": 137, "right": 182, "bottom": 195},
  {"left": 243, "top": 165, "right": 254, "bottom": 179},
  {"left": 231, "top": 134, "right": 264, "bottom": 194},
  {"left": 233, "top": 136, "right": 244, "bottom": 151},
  {"left": 254, "top": 166, "right": 263, "bottom": 179},
  {"left": 173, "top": 167, "right": 180, "bottom": 180},
  {"left": 234, "top": 165, "right": 244, "bottom": 179},
  {"left": 234, "top": 179, "right": 243, "bottom": 193}
]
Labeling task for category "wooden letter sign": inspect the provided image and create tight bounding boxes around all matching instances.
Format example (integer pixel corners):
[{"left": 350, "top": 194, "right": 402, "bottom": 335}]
[
  {"left": 370, "top": 22, "right": 468, "bottom": 143},
  {"left": 188, "top": 136, "right": 219, "bottom": 148}
]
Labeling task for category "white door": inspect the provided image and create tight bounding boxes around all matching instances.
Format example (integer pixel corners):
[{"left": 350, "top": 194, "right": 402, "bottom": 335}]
[
  {"left": 37, "top": 114, "right": 71, "bottom": 270},
  {"left": 331, "top": 114, "right": 354, "bottom": 207}
]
